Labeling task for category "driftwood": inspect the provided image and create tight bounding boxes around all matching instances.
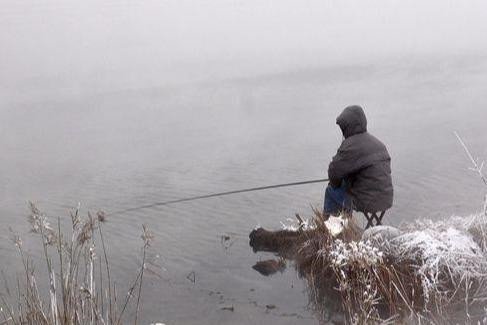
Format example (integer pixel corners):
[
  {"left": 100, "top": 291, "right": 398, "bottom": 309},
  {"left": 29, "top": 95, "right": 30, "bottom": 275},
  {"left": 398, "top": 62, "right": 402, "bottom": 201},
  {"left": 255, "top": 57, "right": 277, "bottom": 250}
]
[
  {"left": 248, "top": 227, "right": 305, "bottom": 276},
  {"left": 248, "top": 215, "right": 358, "bottom": 322},
  {"left": 249, "top": 228, "right": 305, "bottom": 258},
  {"left": 249, "top": 214, "right": 362, "bottom": 258}
]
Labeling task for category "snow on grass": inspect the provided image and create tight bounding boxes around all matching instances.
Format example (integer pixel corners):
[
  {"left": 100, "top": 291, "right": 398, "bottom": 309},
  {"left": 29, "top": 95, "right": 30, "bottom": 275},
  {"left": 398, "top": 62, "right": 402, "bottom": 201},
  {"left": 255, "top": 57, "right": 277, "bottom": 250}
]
[
  {"left": 388, "top": 214, "right": 487, "bottom": 302},
  {"left": 280, "top": 217, "right": 315, "bottom": 231},
  {"left": 329, "top": 239, "right": 384, "bottom": 268},
  {"left": 280, "top": 214, "right": 348, "bottom": 236},
  {"left": 293, "top": 211, "right": 487, "bottom": 322},
  {"left": 324, "top": 215, "right": 348, "bottom": 237}
]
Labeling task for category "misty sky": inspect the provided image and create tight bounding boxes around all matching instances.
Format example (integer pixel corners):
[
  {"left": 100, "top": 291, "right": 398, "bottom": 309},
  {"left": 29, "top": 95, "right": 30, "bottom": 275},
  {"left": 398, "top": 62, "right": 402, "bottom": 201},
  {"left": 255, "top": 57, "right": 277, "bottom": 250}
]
[{"left": 1, "top": 0, "right": 487, "bottom": 98}]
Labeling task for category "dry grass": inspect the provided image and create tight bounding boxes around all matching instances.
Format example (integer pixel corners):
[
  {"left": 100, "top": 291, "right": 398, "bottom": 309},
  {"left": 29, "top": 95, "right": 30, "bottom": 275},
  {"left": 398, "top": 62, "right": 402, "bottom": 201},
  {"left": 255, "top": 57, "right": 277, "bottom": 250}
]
[
  {"left": 0, "top": 202, "right": 153, "bottom": 325},
  {"left": 249, "top": 208, "right": 487, "bottom": 324},
  {"left": 293, "top": 211, "right": 487, "bottom": 324}
]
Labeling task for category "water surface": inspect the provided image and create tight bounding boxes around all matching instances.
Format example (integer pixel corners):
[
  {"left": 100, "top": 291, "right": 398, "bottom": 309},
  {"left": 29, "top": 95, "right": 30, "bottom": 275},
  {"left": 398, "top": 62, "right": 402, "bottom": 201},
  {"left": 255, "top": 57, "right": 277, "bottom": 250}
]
[
  {"left": 2, "top": 55, "right": 487, "bottom": 324},
  {"left": 2, "top": 2, "right": 487, "bottom": 322}
]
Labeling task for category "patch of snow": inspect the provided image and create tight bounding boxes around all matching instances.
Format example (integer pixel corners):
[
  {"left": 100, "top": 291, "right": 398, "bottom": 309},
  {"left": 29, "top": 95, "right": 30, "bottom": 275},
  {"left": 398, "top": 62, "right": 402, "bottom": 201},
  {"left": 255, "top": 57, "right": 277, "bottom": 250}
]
[
  {"left": 280, "top": 217, "right": 315, "bottom": 231},
  {"left": 329, "top": 239, "right": 383, "bottom": 267},
  {"left": 325, "top": 215, "right": 348, "bottom": 237},
  {"left": 279, "top": 214, "right": 348, "bottom": 236}
]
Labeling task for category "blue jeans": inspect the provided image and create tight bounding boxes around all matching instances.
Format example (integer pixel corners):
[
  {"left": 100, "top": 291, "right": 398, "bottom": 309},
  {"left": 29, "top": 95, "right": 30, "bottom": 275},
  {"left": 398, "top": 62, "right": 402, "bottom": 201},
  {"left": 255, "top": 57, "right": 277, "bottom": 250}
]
[{"left": 323, "top": 182, "right": 352, "bottom": 215}]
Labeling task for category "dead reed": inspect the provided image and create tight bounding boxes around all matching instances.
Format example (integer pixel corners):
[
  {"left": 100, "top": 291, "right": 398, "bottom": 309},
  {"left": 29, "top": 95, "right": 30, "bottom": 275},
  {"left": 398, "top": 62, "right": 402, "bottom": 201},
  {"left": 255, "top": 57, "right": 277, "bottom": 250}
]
[
  {"left": 0, "top": 202, "right": 153, "bottom": 325},
  {"left": 294, "top": 212, "right": 487, "bottom": 324}
]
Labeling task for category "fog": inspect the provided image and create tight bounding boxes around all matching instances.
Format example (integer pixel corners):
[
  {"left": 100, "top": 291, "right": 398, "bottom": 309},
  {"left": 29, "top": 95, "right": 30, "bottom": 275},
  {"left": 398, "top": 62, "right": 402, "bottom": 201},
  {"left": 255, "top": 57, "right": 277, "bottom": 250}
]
[
  {"left": 2, "top": 0, "right": 487, "bottom": 101},
  {"left": 2, "top": 2, "right": 487, "bottom": 323}
]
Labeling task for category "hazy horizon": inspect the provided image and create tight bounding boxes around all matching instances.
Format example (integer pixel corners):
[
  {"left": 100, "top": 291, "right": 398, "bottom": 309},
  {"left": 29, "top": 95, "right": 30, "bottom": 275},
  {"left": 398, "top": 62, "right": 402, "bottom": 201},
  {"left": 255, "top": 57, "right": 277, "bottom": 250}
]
[{"left": 2, "top": 0, "right": 487, "bottom": 102}]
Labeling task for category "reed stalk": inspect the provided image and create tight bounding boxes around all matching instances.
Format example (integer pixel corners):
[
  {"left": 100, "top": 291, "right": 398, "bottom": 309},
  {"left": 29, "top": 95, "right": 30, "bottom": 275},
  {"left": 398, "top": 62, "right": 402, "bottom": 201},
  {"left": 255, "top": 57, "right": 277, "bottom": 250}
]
[{"left": 1, "top": 204, "right": 154, "bottom": 325}]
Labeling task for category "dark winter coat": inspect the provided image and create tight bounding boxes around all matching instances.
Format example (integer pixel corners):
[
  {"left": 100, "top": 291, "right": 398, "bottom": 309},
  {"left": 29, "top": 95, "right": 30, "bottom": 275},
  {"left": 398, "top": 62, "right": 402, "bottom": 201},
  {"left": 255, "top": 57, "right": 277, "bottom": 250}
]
[{"left": 327, "top": 105, "right": 393, "bottom": 213}]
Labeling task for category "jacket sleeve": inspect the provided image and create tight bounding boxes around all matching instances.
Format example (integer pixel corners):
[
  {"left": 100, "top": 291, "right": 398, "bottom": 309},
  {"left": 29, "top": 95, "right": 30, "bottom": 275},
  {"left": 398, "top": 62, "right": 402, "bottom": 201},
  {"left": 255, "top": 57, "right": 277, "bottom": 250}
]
[{"left": 327, "top": 141, "right": 363, "bottom": 187}]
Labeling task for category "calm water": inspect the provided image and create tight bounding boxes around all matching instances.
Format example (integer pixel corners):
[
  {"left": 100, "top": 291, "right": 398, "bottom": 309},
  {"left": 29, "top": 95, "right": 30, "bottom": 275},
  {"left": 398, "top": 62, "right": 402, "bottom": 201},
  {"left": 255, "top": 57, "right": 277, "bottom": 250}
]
[
  {"left": 2, "top": 6, "right": 487, "bottom": 318},
  {"left": 2, "top": 55, "right": 487, "bottom": 324}
]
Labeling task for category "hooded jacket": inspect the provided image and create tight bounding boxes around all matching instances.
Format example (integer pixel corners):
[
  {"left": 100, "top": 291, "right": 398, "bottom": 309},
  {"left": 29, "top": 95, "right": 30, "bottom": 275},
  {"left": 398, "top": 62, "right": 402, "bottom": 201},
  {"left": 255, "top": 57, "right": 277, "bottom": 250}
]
[{"left": 327, "top": 105, "right": 393, "bottom": 213}]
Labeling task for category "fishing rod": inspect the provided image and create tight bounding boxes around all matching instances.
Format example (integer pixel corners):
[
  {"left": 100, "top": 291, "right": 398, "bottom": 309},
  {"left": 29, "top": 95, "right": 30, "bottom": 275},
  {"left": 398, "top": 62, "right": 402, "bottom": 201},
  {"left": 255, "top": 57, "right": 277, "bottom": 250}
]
[{"left": 109, "top": 178, "right": 329, "bottom": 216}]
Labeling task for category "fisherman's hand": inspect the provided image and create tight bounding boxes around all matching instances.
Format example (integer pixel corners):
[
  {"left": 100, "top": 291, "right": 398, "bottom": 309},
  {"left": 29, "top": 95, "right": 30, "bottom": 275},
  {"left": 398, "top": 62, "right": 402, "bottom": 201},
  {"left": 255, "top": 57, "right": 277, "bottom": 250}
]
[{"left": 329, "top": 178, "right": 342, "bottom": 188}]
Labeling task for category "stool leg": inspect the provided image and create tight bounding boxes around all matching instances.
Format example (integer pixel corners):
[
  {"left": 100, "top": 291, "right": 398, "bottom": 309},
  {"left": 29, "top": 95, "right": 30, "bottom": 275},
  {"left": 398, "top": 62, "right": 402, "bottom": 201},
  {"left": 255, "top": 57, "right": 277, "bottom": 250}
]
[
  {"left": 364, "top": 213, "right": 374, "bottom": 229},
  {"left": 375, "top": 211, "right": 385, "bottom": 226},
  {"left": 366, "top": 219, "right": 374, "bottom": 229}
]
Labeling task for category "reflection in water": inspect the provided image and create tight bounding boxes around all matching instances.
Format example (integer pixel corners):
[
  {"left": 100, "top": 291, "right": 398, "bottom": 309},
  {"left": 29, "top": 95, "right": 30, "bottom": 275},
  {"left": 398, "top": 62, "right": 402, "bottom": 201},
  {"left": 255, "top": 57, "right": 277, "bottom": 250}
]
[
  {"left": 252, "top": 259, "right": 286, "bottom": 276},
  {"left": 249, "top": 214, "right": 351, "bottom": 323}
]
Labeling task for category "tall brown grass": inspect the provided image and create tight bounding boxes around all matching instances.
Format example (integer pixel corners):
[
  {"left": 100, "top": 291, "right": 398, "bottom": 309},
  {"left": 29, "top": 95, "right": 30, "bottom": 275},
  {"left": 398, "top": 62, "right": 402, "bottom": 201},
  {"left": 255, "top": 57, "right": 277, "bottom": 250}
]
[{"left": 1, "top": 202, "right": 153, "bottom": 325}]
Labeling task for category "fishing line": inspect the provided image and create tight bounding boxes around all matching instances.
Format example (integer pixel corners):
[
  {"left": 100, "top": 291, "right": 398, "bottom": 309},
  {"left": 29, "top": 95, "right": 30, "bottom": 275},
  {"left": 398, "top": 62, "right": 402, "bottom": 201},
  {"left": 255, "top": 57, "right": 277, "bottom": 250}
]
[{"left": 108, "top": 178, "right": 329, "bottom": 216}]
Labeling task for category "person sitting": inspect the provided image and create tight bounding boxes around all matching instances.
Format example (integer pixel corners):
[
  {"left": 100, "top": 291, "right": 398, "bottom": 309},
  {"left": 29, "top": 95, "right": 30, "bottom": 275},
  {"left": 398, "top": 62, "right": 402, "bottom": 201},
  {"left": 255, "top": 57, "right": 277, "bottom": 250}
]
[{"left": 324, "top": 105, "right": 393, "bottom": 228}]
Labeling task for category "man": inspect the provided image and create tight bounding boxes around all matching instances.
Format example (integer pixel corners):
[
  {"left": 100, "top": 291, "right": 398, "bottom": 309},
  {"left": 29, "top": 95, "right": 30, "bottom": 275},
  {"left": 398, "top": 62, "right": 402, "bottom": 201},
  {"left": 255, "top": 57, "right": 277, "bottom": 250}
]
[{"left": 324, "top": 105, "right": 393, "bottom": 220}]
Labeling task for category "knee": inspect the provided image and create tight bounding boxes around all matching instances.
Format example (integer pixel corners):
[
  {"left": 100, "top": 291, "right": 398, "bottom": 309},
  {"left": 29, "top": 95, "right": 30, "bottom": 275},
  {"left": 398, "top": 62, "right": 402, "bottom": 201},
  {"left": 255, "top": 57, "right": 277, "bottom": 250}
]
[{"left": 325, "top": 184, "right": 334, "bottom": 195}]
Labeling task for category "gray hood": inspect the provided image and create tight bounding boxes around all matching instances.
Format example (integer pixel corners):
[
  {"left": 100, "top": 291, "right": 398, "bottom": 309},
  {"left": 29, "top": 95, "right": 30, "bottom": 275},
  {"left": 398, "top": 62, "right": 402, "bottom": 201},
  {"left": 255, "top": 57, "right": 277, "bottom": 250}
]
[{"left": 336, "top": 105, "right": 367, "bottom": 138}]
